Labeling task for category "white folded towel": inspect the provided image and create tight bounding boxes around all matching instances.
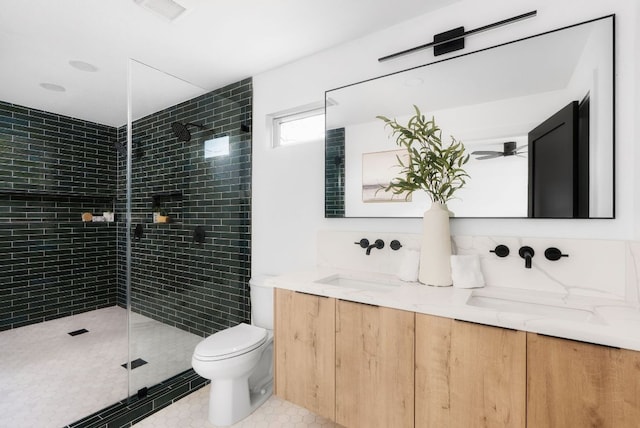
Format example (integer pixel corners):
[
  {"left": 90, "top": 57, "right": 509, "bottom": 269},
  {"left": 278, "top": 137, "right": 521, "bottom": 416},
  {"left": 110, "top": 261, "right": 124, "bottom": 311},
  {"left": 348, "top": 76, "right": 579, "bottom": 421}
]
[
  {"left": 450, "top": 255, "right": 485, "bottom": 288},
  {"left": 397, "top": 249, "right": 420, "bottom": 282}
]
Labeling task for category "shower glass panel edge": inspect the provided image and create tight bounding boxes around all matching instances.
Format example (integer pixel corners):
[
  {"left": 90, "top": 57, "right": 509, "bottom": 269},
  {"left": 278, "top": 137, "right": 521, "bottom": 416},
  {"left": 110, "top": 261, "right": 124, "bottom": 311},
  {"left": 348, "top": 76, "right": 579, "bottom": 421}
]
[
  {"left": 126, "top": 58, "right": 206, "bottom": 399},
  {"left": 126, "top": 58, "right": 133, "bottom": 400}
]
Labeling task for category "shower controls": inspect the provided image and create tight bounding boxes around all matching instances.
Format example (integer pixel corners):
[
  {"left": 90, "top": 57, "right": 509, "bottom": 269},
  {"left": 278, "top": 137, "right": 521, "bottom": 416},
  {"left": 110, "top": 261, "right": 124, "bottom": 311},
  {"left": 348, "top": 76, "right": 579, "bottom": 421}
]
[
  {"left": 490, "top": 244, "right": 510, "bottom": 257},
  {"left": 193, "top": 226, "right": 206, "bottom": 243},
  {"left": 134, "top": 224, "right": 143, "bottom": 240},
  {"left": 544, "top": 247, "right": 569, "bottom": 261}
]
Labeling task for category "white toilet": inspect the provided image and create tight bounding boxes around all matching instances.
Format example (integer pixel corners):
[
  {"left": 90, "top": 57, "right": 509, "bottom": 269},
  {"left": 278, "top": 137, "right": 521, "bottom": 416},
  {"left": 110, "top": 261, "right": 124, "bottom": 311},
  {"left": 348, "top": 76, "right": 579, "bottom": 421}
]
[{"left": 192, "top": 278, "right": 274, "bottom": 426}]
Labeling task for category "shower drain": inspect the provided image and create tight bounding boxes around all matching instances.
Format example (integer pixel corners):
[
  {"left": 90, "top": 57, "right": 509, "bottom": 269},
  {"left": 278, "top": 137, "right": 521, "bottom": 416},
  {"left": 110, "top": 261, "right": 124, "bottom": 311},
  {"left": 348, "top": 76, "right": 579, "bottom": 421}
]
[{"left": 121, "top": 358, "right": 148, "bottom": 370}]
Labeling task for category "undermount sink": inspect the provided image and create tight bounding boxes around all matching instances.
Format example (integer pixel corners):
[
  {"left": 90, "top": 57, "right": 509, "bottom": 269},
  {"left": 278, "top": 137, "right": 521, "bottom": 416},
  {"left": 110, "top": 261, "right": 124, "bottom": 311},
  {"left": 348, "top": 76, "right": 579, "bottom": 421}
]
[
  {"left": 315, "top": 274, "right": 400, "bottom": 290},
  {"left": 466, "top": 293, "right": 603, "bottom": 324}
]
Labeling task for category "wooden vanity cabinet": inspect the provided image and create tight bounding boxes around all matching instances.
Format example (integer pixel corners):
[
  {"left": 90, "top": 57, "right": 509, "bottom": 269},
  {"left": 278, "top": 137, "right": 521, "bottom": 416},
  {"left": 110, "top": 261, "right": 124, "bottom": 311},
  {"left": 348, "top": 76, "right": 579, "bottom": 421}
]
[
  {"left": 335, "top": 299, "right": 415, "bottom": 428},
  {"left": 415, "top": 315, "right": 526, "bottom": 428},
  {"left": 414, "top": 313, "right": 452, "bottom": 428},
  {"left": 527, "top": 333, "right": 640, "bottom": 428},
  {"left": 274, "top": 287, "right": 640, "bottom": 428},
  {"left": 274, "top": 288, "right": 336, "bottom": 421}
]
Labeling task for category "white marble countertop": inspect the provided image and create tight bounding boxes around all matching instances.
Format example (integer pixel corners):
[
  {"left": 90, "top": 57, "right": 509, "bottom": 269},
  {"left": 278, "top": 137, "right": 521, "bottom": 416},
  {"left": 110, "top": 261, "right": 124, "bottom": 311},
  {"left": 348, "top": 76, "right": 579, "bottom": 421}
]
[{"left": 265, "top": 268, "right": 640, "bottom": 352}]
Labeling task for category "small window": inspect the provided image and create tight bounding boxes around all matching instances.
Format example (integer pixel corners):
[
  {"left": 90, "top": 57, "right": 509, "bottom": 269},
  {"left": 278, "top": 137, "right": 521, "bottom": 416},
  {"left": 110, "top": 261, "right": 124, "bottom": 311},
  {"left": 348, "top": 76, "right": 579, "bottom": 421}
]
[{"left": 272, "top": 107, "right": 325, "bottom": 147}]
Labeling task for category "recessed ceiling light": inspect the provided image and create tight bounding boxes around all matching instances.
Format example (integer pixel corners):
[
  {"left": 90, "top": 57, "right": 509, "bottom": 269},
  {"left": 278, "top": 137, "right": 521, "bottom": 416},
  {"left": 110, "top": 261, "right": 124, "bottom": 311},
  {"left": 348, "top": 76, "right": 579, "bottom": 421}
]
[
  {"left": 69, "top": 60, "right": 98, "bottom": 72},
  {"left": 39, "top": 83, "right": 66, "bottom": 92},
  {"left": 133, "top": 0, "right": 186, "bottom": 21}
]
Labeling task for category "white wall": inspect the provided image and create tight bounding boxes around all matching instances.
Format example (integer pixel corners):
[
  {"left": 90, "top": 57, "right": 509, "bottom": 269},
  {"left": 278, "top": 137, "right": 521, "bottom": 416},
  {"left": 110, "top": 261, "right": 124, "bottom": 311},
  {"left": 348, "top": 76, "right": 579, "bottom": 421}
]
[{"left": 252, "top": 0, "right": 639, "bottom": 277}]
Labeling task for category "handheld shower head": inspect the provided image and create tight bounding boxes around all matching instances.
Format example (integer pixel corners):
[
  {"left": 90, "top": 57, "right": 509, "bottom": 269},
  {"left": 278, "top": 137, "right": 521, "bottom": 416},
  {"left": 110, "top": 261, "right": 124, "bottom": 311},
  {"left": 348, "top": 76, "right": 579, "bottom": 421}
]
[
  {"left": 113, "top": 138, "right": 144, "bottom": 159},
  {"left": 171, "top": 122, "right": 205, "bottom": 142},
  {"left": 113, "top": 141, "right": 127, "bottom": 156}
]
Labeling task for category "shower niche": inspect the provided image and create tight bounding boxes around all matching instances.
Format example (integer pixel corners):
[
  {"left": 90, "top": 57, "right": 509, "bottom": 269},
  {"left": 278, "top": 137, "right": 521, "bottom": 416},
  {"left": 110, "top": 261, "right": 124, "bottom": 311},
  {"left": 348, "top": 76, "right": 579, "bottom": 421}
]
[{"left": 151, "top": 191, "right": 183, "bottom": 223}]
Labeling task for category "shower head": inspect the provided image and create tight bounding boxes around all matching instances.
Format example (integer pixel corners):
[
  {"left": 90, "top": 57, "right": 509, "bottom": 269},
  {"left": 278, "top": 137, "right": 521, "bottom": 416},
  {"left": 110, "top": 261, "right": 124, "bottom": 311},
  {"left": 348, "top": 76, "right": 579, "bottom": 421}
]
[
  {"left": 113, "top": 139, "right": 143, "bottom": 159},
  {"left": 171, "top": 122, "right": 205, "bottom": 142}
]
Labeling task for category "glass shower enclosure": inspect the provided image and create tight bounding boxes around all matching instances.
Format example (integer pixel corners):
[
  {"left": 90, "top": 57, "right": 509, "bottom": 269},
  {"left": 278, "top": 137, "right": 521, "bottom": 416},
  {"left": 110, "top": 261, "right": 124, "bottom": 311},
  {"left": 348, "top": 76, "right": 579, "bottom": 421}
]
[
  {"left": 124, "top": 59, "right": 206, "bottom": 398},
  {"left": 0, "top": 55, "right": 251, "bottom": 427}
]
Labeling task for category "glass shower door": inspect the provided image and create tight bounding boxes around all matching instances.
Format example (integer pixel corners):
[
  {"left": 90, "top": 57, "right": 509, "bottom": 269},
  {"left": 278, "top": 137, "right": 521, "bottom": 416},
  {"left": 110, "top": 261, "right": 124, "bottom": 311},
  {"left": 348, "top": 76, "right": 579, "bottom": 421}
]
[{"left": 125, "top": 59, "right": 206, "bottom": 397}]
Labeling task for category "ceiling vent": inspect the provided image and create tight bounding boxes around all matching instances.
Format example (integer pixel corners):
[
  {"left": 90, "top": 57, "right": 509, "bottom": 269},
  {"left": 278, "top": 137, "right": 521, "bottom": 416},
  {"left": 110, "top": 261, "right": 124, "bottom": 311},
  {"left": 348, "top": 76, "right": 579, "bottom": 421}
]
[{"left": 133, "top": 0, "right": 186, "bottom": 21}]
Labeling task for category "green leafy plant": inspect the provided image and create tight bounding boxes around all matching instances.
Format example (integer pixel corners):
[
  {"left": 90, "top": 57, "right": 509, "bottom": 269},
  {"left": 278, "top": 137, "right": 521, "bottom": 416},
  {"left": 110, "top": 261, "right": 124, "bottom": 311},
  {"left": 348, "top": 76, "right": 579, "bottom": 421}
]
[{"left": 377, "top": 105, "right": 470, "bottom": 204}]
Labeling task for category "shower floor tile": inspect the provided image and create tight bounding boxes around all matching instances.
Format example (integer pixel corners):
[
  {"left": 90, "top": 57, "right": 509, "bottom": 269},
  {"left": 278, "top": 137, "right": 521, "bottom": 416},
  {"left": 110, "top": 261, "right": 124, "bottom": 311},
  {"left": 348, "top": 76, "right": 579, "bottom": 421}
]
[
  {"left": 132, "top": 385, "right": 342, "bottom": 428},
  {"left": 0, "top": 306, "right": 202, "bottom": 428}
]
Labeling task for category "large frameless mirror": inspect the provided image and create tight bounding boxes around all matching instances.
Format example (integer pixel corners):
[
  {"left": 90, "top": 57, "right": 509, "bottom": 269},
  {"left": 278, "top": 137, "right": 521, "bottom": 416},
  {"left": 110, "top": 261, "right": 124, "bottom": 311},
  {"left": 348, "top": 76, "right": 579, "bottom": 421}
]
[{"left": 325, "top": 15, "right": 614, "bottom": 219}]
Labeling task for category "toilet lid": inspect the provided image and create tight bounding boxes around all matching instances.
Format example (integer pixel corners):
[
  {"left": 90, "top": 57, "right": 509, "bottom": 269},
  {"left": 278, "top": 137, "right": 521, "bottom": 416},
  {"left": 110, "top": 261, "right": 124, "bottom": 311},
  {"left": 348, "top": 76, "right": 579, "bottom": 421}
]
[{"left": 194, "top": 323, "right": 267, "bottom": 360}]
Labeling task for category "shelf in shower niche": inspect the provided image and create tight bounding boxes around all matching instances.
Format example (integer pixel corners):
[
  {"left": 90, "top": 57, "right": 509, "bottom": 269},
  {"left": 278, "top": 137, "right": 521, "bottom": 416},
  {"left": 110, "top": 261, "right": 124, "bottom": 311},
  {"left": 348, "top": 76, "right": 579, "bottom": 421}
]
[
  {"left": 0, "top": 189, "right": 114, "bottom": 201},
  {"left": 151, "top": 191, "right": 183, "bottom": 200},
  {"left": 5, "top": 220, "right": 118, "bottom": 226},
  {"left": 151, "top": 191, "right": 183, "bottom": 224}
]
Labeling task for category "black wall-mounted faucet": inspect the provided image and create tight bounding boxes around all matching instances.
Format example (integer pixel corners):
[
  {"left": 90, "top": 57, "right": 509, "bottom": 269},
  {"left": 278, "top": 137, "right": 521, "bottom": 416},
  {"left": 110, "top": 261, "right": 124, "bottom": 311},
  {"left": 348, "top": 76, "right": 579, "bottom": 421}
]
[
  {"left": 366, "top": 239, "right": 385, "bottom": 255},
  {"left": 519, "top": 246, "right": 535, "bottom": 269}
]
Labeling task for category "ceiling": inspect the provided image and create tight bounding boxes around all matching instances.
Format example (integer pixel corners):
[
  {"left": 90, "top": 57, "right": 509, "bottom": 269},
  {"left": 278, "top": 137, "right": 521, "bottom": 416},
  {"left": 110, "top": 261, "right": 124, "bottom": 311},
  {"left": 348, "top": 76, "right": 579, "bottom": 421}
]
[{"left": 0, "top": 0, "right": 459, "bottom": 127}]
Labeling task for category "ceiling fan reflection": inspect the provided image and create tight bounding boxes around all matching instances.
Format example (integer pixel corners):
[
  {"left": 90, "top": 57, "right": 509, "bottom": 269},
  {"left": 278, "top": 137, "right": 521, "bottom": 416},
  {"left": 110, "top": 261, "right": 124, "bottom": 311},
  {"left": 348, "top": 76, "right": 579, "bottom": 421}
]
[{"left": 471, "top": 141, "right": 527, "bottom": 160}]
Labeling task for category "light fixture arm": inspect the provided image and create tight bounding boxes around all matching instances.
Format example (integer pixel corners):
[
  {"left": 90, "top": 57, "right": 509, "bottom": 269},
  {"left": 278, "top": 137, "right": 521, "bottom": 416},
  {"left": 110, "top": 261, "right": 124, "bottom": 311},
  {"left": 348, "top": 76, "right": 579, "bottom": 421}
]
[{"left": 378, "top": 10, "right": 537, "bottom": 62}]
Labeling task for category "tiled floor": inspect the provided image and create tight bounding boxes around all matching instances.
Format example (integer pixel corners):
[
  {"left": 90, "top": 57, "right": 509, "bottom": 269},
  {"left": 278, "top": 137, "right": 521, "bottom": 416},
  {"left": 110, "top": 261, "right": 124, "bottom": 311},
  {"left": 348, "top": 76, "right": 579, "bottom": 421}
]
[
  {"left": 0, "top": 306, "right": 201, "bottom": 428},
  {"left": 132, "top": 385, "right": 341, "bottom": 428}
]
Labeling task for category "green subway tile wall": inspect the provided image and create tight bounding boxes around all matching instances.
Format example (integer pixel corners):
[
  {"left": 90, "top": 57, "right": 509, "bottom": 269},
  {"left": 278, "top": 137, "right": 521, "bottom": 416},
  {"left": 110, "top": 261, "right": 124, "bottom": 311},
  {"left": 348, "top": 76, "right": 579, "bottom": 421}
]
[
  {"left": 2, "top": 78, "right": 252, "bottom": 427},
  {"left": 1, "top": 77, "right": 252, "bottom": 339},
  {"left": 115, "top": 78, "right": 253, "bottom": 337},
  {"left": 0, "top": 101, "right": 118, "bottom": 330},
  {"left": 325, "top": 127, "right": 345, "bottom": 218}
]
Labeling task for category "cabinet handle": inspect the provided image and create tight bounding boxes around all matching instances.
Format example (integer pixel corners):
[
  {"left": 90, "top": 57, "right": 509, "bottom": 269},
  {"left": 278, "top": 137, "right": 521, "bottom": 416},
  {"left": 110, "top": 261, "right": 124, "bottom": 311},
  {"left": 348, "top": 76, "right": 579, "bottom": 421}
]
[
  {"left": 535, "top": 333, "right": 619, "bottom": 349},
  {"left": 454, "top": 318, "right": 517, "bottom": 331},
  {"left": 339, "top": 298, "right": 379, "bottom": 307},
  {"left": 294, "top": 291, "right": 329, "bottom": 298}
]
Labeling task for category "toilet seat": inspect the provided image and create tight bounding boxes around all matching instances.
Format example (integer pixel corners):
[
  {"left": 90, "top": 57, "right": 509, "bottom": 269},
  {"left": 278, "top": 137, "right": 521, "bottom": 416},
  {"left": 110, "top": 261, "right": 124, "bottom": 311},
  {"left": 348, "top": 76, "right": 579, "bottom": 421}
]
[{"left": 193, "top": 323, "right": 268, "bottom": 361}]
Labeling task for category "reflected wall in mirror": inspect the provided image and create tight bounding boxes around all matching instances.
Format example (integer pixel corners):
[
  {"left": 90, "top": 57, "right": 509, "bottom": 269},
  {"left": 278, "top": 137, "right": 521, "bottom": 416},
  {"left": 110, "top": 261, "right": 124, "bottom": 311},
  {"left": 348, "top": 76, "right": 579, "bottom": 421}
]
[{"left": 325, "top": 15, "right": 614, "bottom": 219}]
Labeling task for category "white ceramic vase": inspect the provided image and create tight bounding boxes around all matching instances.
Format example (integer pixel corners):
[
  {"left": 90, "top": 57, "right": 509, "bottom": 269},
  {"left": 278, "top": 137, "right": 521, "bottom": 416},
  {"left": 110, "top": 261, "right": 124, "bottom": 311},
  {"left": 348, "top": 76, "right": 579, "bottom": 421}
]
[{"left": 418, "top": 201, "right": 452, "bottom": 286}]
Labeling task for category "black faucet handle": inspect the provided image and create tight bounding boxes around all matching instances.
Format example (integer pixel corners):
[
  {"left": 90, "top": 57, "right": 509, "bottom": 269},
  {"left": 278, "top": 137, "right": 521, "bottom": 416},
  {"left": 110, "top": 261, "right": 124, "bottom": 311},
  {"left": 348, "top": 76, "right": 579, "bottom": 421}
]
[
  {"left": 545, "top": 247, "right": 568, "bottom": 261},
  {"left": 490, "top": 244, "right": 510, "bottom": 257},
  {"left": 355, "top": 238, "right": 369, "bottom": 248},
  {"left": 390, "top": 240, "right": 402, "bottom": 251}
]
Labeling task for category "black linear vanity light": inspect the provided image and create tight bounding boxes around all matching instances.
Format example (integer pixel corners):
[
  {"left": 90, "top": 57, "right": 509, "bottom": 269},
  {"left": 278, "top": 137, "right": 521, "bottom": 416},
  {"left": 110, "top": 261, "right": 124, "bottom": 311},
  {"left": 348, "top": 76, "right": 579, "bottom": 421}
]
[{"left": 378, "top": 10, "right": 537, "bottom": 62}]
